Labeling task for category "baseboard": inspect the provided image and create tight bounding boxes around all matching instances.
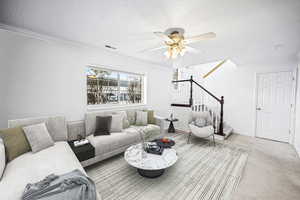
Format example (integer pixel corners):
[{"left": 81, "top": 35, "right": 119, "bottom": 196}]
[{"left": 294, "top": 145, "right": 300, "bottom": 158}]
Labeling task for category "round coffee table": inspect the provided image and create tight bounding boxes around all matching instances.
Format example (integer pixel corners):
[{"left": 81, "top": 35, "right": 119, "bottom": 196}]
[{"left": 124, "top": 143, "right": 178, "bottom": 178}]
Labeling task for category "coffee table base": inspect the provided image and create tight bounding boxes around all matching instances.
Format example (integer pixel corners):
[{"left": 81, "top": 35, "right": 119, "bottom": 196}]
[{"left": 137, "top": 168, "right": 165, "bottom": 178}]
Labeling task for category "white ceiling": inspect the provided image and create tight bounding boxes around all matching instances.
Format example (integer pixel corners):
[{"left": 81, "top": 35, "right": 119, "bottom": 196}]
[{"left": 0, "top": 0, "right": 300, "bottom": 67}]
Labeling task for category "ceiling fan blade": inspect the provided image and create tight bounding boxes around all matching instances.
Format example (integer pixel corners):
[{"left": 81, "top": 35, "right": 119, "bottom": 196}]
[
  {"left": 185, "top": 46, "right": 199, "bottom": 54},
  {"left": 139, "top": 45, "right": 167, "bottom": 53},
  {"left": 203, "top": 59, "right": 227, "bottom": 78},
  {"left": 153, "top": 31, "right": 173, "bottom": 43},
  {"left": 184, "top": 32, "right": 216, "bottom": 44}
]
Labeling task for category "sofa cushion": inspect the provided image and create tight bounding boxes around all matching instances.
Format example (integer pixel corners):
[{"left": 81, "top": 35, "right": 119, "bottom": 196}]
[
  {"left": 119, "top": 111, "right": 130, "bottom": 129},
  {"left": 95, "top": 116, "right": 112, "bottom": 136},
  {"left": 145, "top": 110, "right": 156, "bottom": 124},
  {"left": 0, "top": 126, "right": 31, "bottom": 162},
  {"left": 86, "top": 111, "right": 114, "bottom": 136},
  {"left": 135, "top": 111, "right": 148, "bottom": 126},
  {"left": 110, "top": 114, "right": 123, "bottom": 132},
  {"left": 126, "top": 110, "right": 137, "bottom": 125},
  {"left": 0, "top": 142, "right": 85, "bottom": 200},
  {"left": 125, "top": 124, "right": 160, "bottom": 140},
  {"left": 87, "top": 131, "right": 140, "bottom": 156},
  {"left": 23, "top": 123, "right": 55, "bottom": 153},
  {"left": 8, "top": 116, "right": 68, "bottom": 142}
]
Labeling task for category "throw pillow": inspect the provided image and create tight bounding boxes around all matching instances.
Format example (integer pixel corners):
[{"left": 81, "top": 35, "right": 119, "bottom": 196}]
[
  {"left": 194, "top": 117, "right": 207, "bottom": 127},
  {"left": 0, "top": 138, "right": 5, "bottom": 179},
  {"left": 126, "top": 110, "right": 136, "bottom": 125},
  {"left": 94, "top": 116, "right": 112, "bottom": 136},
  {"left": 0, "top": 127, "right": 31, "bottom": 162},
  {"left": 144, "top": 110, "right": 156, "bottom": 124},
  {"left": 110, "top": 114, "right": 123, "bottom": 132},
  {"left": 119, "top": 111, "right": 130, "bottom": 129},
  {"left": 23, "top": 123, "right": 54, "bottom": 153},
  {"left": 136, "top": 111, "right": 148, "bottom": 126}
]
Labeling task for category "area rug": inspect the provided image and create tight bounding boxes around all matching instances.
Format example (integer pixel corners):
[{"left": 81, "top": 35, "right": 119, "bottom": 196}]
[{"left": 86, "top": 133, "right": 248, "bottom": 200}]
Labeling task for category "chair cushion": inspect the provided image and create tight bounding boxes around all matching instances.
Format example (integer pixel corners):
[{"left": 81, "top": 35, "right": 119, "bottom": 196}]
[
  {"left": 191, "top": 111, "right": 212, "bottom": 126},
  {"left": 189, "top": 124, "right": 214, "bottom": 138},
  {"left": 0, "top": 142, "right": 85, "bottom": 200},
  {"left": 194, "top": 117, "right": 207, "bottom": 127},
  {"left": 87, "top": 131, "right": 140, "bottom": 156}
]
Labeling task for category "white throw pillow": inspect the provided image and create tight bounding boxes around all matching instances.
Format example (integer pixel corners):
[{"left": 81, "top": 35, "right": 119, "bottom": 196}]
[
  {"left": 195, "top": 117, "right": 207, "bottom": 127},
  {"left": 0, "top": 138, "right": 5, "bottom": 180},
  {"left": 23, "top": 123, "right": 54, "bottom": 153},
  {"left": 118, "top": 111, "right": 130, "bottom": 129},
  {"left": 110, "top": 114, "right": 123, "bottom": 133},
  {"left": 136, "top": 111, "right": 148, "bottom": 126}
]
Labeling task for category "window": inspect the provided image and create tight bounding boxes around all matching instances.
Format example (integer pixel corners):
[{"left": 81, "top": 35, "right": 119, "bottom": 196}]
[{"left": 86, "top": 66, "right": 145, "bottom": 105}]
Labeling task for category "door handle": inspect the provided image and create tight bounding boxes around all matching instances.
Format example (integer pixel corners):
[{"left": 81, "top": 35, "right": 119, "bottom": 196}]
[{"left": 256, "top": 108, "right": 262, "bottom": 110}]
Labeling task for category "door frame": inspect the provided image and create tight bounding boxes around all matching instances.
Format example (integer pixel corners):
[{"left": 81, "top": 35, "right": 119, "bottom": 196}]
[{"left": 254, "top": 70, "right": 297, "bottom": 143}]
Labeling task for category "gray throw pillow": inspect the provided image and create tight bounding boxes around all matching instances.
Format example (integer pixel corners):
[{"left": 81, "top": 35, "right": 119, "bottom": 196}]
[
  {"left": 136, "top": 111, "right": 148, "bottom": 126},
  {"left": 94, "top": 116, "right": 112, "bottom": 136},
  {"left": 23, "top": 123, "right": 54, "bottom": 153},
  {"left": 194, "top": 117, "right": 207, "bottom": 127},
  {"left": 110, "top": 114, "right": 123, "bottom": 133},
  {"left": 0, "top": 138, "right": 5, "bottom": 180}
]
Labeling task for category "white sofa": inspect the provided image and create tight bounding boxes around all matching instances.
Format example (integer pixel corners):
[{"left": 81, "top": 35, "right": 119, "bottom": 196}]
[
  {"left": 0, "top": 116, "right": 101, "bottom": 200},
  {"left": 81, "top": 109, "right": 165, "bottom": 167}
]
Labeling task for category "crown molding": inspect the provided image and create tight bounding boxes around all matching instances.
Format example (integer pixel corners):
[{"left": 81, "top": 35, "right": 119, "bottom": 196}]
[{"left": 0, "top": 23, "right": 171, "bottom": 69}]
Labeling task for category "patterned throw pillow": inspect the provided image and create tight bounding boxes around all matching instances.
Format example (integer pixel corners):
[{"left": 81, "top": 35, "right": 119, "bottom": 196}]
[{"left": 194, "top": 117, "right": 207, "bottom": 127}]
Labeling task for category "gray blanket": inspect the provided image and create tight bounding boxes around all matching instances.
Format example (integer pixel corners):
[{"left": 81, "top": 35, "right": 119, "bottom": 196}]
[{"left": 22, "top": 169, "right": 96, "bottom": 200}]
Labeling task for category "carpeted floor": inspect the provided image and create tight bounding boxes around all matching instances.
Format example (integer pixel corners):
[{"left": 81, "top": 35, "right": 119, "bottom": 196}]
[{"left": 86, "top": 133, "right": 248, "bottom": 200}]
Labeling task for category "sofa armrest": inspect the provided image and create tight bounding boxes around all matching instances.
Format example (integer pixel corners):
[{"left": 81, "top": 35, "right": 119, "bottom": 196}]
[{"left": 154, "top": 115, "right": 166, "bottom": 134}]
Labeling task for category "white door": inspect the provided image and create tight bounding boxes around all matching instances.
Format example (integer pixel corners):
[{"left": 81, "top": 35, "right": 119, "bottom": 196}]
[{"left": 256, "top": 71, "right": 293, "bottom": 142}]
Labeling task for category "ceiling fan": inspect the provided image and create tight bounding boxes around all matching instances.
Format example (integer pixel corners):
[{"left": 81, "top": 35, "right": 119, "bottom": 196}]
[{"left": 141, "top": 28, "right": 216, "bottom": 59}]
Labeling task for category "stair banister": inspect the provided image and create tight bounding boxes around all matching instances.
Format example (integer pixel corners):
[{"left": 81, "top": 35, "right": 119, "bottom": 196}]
[{"left": 171, "top": 76, "right": 225, "bottom": 136}]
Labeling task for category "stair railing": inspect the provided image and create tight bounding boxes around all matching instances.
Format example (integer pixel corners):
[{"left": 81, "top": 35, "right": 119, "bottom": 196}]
[{"left": 172, "top": 75, "right": 224, "bottom": 136}]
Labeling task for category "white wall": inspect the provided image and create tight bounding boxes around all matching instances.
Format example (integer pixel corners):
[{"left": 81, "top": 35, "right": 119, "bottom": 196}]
[
  {"left": 294, "top": 61, "right": 300, "bottom": 156},
  {"left": 172, "top": 62, "right": 295, "bottom": 136},
  {"left": 0, "top": 42, "right": 8, "bottom": 128},
  {"left": 0, "top": 29, "right": 172, "bottom": 129}
]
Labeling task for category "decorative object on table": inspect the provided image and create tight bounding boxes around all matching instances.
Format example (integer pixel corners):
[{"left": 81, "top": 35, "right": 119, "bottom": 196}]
[
  {"left": 144, "top": 142, "right": 164, "bottom": 155},
  {"left": 151, "top": 138, "right": 175, "bottom": 148},
  {"left": 165, "top": 117, "right": 178, "bottom": 133},
  {"left": 188, "top": 111, "right": 215, "bottom": 146},
  {"left": 124, "top": 143, "right": 178, "bottom": 178},
  {"left": 68, "top": 140, "right": 95, "bottom": 162},
  {"left": 73, "top": 138, "right": 89, "bottom": 147}
]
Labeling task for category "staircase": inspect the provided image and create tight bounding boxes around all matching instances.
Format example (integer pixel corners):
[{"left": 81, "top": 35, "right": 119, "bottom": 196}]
[{"left": 171, "top": 76, "right": 233, "bottom": 139}]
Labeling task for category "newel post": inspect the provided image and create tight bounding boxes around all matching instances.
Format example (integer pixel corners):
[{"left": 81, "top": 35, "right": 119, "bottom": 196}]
[
  {"left": 219, "top": 96, "right": 224, "bottom": 136},
  {"left": 189, "top": 76, "right": 193, "bottom": 106}
]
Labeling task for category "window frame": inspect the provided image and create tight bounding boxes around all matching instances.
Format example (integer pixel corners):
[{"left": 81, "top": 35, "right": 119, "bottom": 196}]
[{"left": 86, "top": 65, "right": 147, "bottom": 109}]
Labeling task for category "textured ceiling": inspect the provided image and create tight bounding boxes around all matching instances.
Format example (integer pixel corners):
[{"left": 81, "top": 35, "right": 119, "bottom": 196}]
[{"left": 0, "top": 0, "right": 300, "bottom": 67}]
